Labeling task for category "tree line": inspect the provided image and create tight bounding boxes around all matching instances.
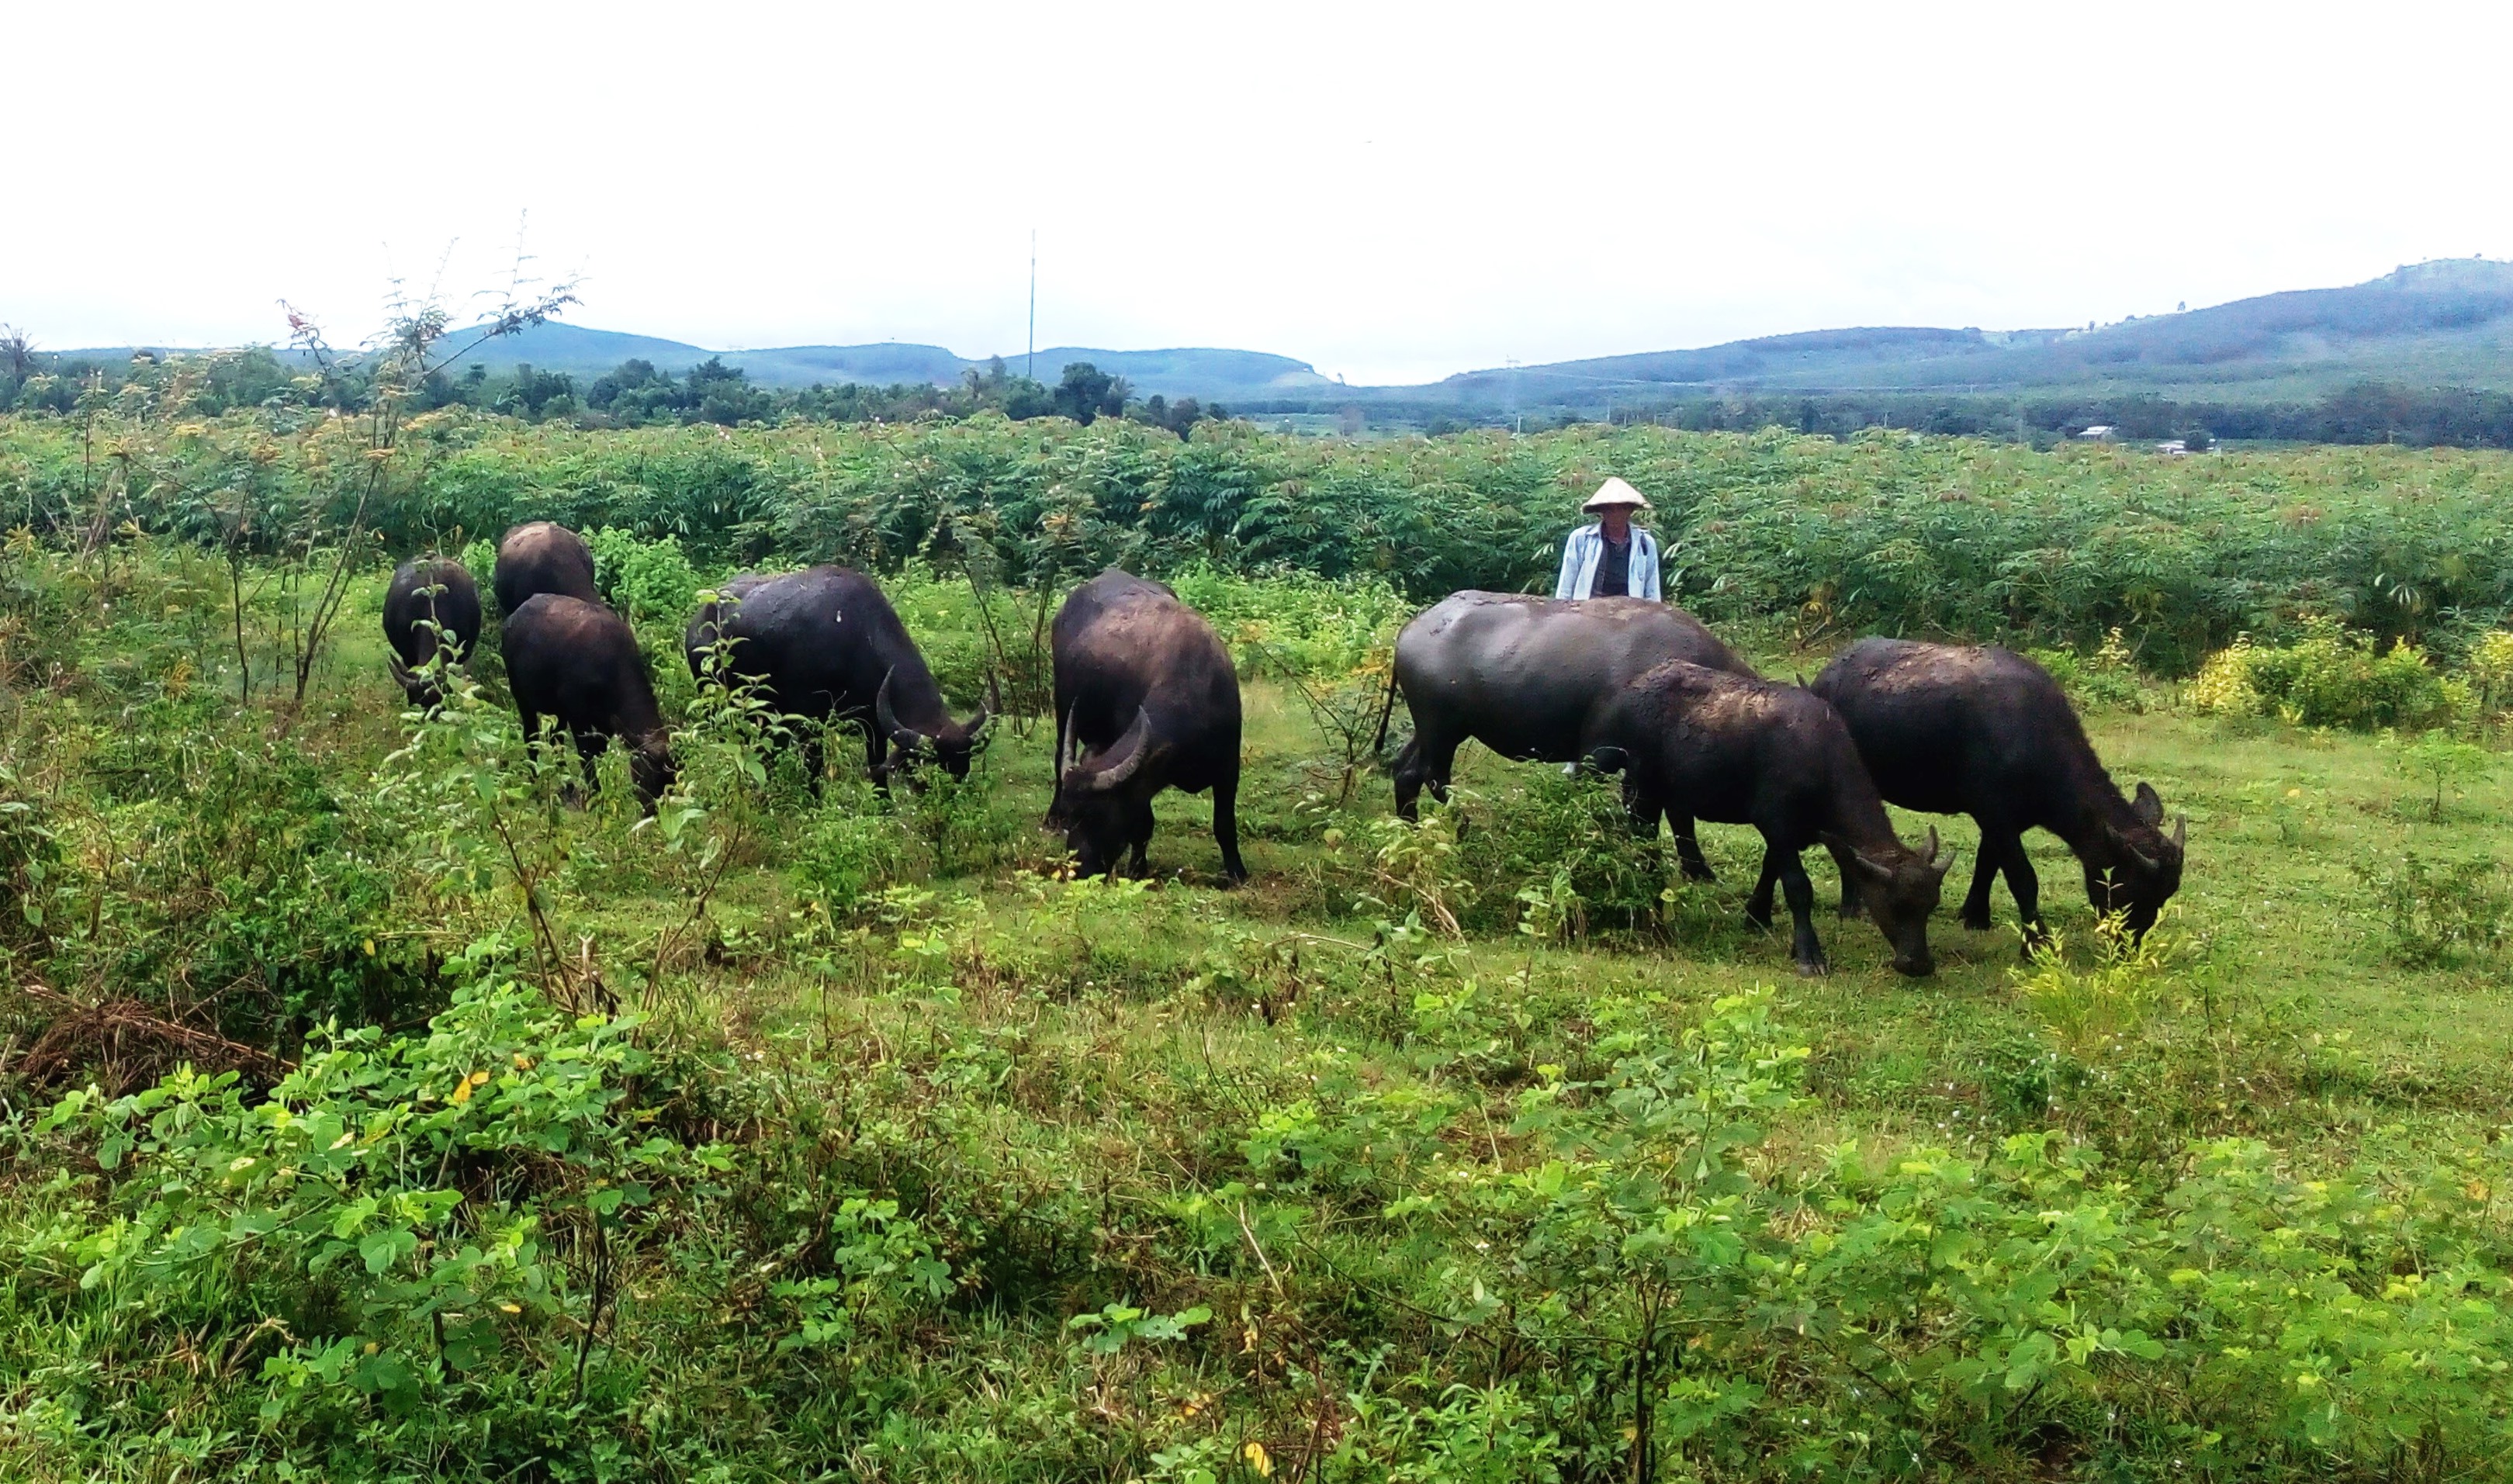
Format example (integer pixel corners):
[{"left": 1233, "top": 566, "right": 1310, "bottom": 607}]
[{"left": 0, "top": 334, "right": 1219, "bottom": 440}]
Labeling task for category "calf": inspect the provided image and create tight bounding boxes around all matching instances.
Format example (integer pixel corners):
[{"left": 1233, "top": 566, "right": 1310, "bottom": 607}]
[
  {"left": 1589, "top": 661, "right": 1951, "bottom": 977},
  {"left": 493, "top": 521, "right": 599, "bottom": 617},
  {"left": 1047, "top": 569, "right": 1246, "bottom": 881},
  {"left": 382, "top": 556, "right": 482, "bottom": 707},
  {"left": 502, "top": 593, "right": 675, "bottom": 809},
  {"left": 1811, "top": 638, "right": 2184, "bottom": 944}
]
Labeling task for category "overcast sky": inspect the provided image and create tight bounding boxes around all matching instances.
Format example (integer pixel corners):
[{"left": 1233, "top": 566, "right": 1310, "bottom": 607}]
[{"left": 12, "top": 1, "right": 2510, "bottom": 386}]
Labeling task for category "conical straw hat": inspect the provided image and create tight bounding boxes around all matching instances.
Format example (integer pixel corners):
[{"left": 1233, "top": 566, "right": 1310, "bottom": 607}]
[{"left": 1583, "top": 476, "right": 1650, "bottom": 511}]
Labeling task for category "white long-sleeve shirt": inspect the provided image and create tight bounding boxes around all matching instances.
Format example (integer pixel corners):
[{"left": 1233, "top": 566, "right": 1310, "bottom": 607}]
[{"left": 1552, "top": 522, "right": 1662, "bottom": 600}]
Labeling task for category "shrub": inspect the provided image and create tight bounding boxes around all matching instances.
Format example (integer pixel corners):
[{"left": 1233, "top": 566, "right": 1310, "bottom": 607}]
[
  {"left": 15, "top": 960, "right": 730, "bottom": 1433},
  {"left": 2183, "top": 634, "right": 2263, "bottom": 715},
  {"left": 587, "top": 527, "right": 701, "bottom": 625},
  {"left": 2190, "top": 621, "right": 2466, "bottom": 730},
  {"left": 2352, "top": 853, "right": 2513, "bottom": 967},
  {"left": 2028, "top": 627, "right": 2144, "bottom": 711}
]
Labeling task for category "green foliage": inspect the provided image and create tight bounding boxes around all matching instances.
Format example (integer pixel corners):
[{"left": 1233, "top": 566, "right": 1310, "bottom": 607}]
[
  {"left": 586, "top": 525, "right": 700, "bottom": 625},
  {"left": 2011, "top": 913, "right": 2182, "bottom": 1060},
  {"left": 2027, "top": 626, "right": 2144, "bottom": 710},
  {"left": 2387, "top": 727, "right": 2494, "bottom": 821},
  {"left": 17, "top": 498, "right": 2513, "bottom": 1478},
  {"left": 15, "top": 959, "right": 728, "bottom": 1430},
  {"left": 2352, "top": 853, "right": 2513, "bottom": 967},
  {"left": 19, "top": 412, "right": 2513, "bottom": 669},
  {"left": 2201, "top": 620, "right": 2471, "bottom": 731}
]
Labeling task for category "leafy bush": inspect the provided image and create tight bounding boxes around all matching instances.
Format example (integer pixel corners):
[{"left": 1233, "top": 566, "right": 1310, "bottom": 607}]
[
  {"left": 2189, "top": 621, "right": 2470, "bottom": 730},
  {"left": 12, "top": 958, "right": 729, "bottom": 1433},
  {"left": 2027, "top": 627, "right": 2144, "bottom": 711},
  {"left": 2352, "top": 852, "right": 2513, "bottom": 967},
  {"left": 587, "top": 526, "right": 701, "bottom": 624}
]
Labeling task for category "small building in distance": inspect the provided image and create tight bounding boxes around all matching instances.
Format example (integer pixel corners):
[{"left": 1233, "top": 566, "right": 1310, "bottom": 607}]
[
  {"left": 2155, "top": 438, "right": 2189, "bottom": 456},
  {"left": 2077, "top": 424, "right": 2118, "bottom": 441}
]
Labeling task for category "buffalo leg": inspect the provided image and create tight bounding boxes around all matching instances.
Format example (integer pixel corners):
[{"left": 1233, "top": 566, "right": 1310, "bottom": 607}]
[
  {"left": 1746, "top": 849, "right": 1781, "bottom": 932},
  {"left": 801, "top": 727, "right": 826, "bottom": 797},
  {"left": 1129, "top": 798, "right": 1157, "bottom": 878},
  {"left": 519, "top": 708, "right": 546, "bottom": 775},
  {"left": 1958, "top": 826, "right": 2006, "bottom": 930},
  {"left": 1831, "top": 841, "right": 1867, "bottom": 920},
  {"left": 863, "top": 719, "right": 891, "bottom": 793},
  {"left": 1213, "top": 773, "right": 1248, "bottom": 884},
  {"left": 1672, "top": 817, "right": 1715, "bottom": 882},
  {"left": 2002, "top": 836, "right": 2048, "bottom": 953},
  {"left": 1777, "top": 849, "right": 1827, "bottom": 976},
  {"left": 571, "top": 729, "right": 604, "bottom": 801},
  {"left": 1393, "top": 726, "right": 1461, "bottom": 822}
]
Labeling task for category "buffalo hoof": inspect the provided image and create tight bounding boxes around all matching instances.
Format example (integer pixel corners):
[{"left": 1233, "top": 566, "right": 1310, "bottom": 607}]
[
  {"left": 1838, "top": 900, "right": 1868, "bottom": 922},
  {"left": 1794, "top": 956, "right": 1829, "bottom": 978},
  {"left": 1960, "top": 908, "right": 1995, "bottom": 932},
  {"left": 1681, "top": 862, "right": 1717, "bottom": 883}
]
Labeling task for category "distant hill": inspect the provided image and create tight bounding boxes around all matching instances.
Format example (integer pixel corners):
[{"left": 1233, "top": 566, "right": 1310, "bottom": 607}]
[
  {"left": 1362, "top": 258, "right": 2513, "bottom": 413},
  {"left": 417, "top": 325, "right": 1336, "bottom": 402},
  {"left": 45, "top": 259, "right": 2513, "bottom": 417}
]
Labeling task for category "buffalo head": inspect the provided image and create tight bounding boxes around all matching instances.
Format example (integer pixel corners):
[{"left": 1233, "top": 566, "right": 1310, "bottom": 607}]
[
  {"left": 1826, "top": 826, "right": 1954, "bottom": 977},
  {"left": 2089, "top": 781, "right": 2186, "bottom": 936},
  {"left": 874, "top": 669, "right": 997, "bottom": 786},
  {"left": 1047, "top": 704, "right": 1156, "bottom": 876}
]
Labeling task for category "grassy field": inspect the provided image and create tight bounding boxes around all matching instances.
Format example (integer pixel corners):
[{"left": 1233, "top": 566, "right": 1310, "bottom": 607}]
[{"left": 5, "top": 545, "right": 2513, "bottom": 1481}]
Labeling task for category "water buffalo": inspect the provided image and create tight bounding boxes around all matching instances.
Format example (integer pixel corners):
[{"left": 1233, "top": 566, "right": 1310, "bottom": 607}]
[
  {"left": 502, "top": 593, "right": 675, "bottom": 808},
  {"left": 1387, "top": 591, "right": 1757, "bottom": 877},
  {"left": 681, "top": 566, "right": 994, "bottom": 789},
  {"left": 1047, "top": 569, "right": 1245, "bottom": 881},
  {"left": 493, "top": 521, "right": 599, "bottom": 617},
  {"left": 1588, "top": 661, "right": 1953, "bottom": 977},
  {"left": 1811, "top": 638, "right": 2184, "bottom": 944},
  {"left": 382, "top": 556, "right": 482, "bottom": 706}
]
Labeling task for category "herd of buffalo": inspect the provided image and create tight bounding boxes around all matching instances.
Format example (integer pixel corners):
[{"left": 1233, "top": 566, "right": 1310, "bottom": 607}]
[{"left": 382, "top": 525, "right": 2187, "bottom": 977}]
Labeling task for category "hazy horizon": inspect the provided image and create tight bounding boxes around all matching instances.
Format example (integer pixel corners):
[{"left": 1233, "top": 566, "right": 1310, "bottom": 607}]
[{"left": 14, "top": 1, "right": 2513, "bottom": 385}]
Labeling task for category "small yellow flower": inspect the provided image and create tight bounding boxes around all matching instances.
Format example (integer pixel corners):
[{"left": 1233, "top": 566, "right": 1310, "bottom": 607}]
[{"left": 1242, "top": 1441, "right": 1272, "bottom": 1478}]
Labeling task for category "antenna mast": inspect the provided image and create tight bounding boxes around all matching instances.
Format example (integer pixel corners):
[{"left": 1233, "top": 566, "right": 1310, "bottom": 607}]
[{"left": 1027, "top": 230, "right": 1037, "bottom": 381}]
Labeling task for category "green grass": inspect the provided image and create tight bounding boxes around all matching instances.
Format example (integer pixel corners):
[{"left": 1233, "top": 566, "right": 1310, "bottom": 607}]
[{"left": 7, "top": 547, "right": 2513, "bottom": 1480}]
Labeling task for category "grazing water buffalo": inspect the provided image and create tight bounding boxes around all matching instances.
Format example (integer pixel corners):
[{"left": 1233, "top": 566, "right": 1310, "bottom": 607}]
[
  {"left": 1812, "top": 638, "right": 2184, "bottom": 944},
  {"left": 382, "top": 556, "right": 482, "bottom": 706},
  {"left": 502, "top": 593, "right": 675, "bottom": 808},
  {"left": 493, "top": 521, "right": 599, "bottom": 617},
  {"left": 1588, "top": 661, "right": 1953, "bottom": 977},
  {"left": 1386, "top": 592, "right": 1757, "bottom": 877},
  {"left": 681, "top": 566, "right": 994, "bottom": 788},
  {"left": 1047, "top": 569, "right": 1245, "bottom": 881}
]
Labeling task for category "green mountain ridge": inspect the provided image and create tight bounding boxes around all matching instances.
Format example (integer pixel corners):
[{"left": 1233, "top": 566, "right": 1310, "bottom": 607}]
[{"left": 47, "top": 259, "right": 2513, "bottom": 414}]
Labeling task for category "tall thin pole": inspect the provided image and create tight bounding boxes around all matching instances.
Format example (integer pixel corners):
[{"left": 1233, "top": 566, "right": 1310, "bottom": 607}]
[{"left": 1026, "top": 230, "right": 1037, "bottom": 381}]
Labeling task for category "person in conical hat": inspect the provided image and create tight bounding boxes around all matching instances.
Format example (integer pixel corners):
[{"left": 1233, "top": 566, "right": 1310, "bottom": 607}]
[{"left": 1552, "top": 476, "right": 1661, "bottom": 601}]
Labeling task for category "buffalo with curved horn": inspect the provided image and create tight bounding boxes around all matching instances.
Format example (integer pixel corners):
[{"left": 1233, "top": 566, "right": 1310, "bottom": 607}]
[
  {"left": 1046, "top": 569, "right": 1245, "bottom": 881},
  {"left": 382, "top": 556, "right": 483, "bottom": 707},
  {"left": 1811, "top": 638, "right": 2185, "bottom": 947},
  {"left": 683, "top": 566, "right": 993, "bottom": 790}
]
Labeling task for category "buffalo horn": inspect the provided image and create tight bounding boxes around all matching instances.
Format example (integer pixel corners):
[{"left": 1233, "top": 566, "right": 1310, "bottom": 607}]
[
  {"left": 1056, "top": 704, "right": 1077, "bottom": 777},
  {"left": 2172, "top": 812, "right": 2188, "bottom": 851},
  {"left": 1084, "top": 706, "right": 1154, "bottom": 792},
  {"left": 876, "top": 669, "right": 926, "bottom": 749},
  {"left": 2113, "top": 822, "right": 2162, "bottom": 874}
]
